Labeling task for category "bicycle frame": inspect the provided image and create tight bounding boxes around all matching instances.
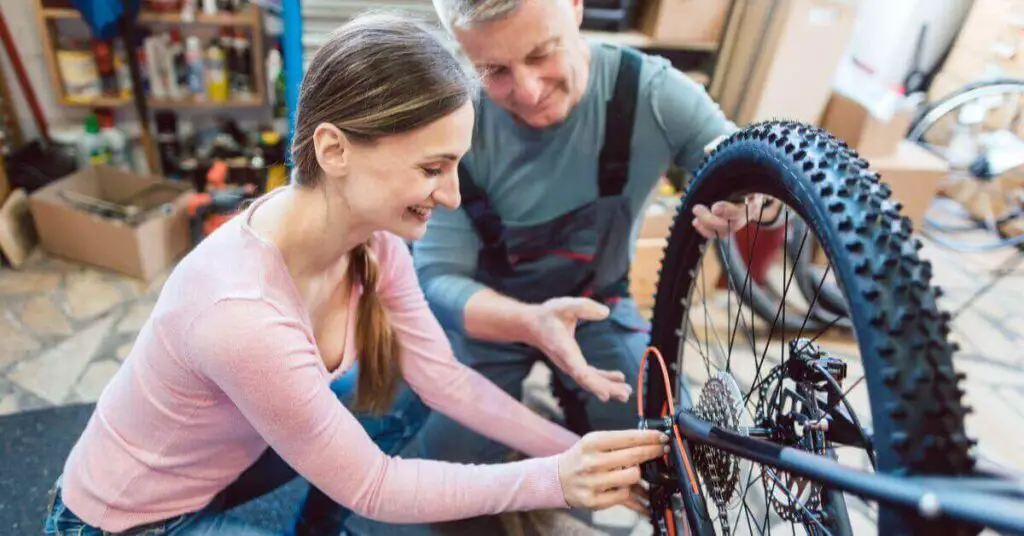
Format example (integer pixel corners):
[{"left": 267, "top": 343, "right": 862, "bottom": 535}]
[{"left": 662, "top": 410, "right": 1024, "bottom": 535}]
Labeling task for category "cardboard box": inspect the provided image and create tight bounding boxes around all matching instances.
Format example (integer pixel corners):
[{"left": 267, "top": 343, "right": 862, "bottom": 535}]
[
  {"left": 869, "top": 140, "right": 949, "bottom": 232},
  {"left": 949, "top": 0, "right": 1024, "bottom": 67},
  {"left": 940, "top": 39, "right": 1024, "bottom": 84},
  {"left": 638, "top": 0, "right": 731, "bottom": 45},
  {"left": 820, "top": 92, "right": 915, "bottom": 158},
  {"left": 711, "top": 0, "right": 857, "bottom": 126},
  {"left": 28, "top": 166, "right": 193, "bottom": 280}
]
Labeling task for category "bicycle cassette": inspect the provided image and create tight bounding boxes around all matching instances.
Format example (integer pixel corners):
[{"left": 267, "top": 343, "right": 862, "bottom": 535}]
[{"left": 689, "top": 371, "right": 746, "bottom": 510}]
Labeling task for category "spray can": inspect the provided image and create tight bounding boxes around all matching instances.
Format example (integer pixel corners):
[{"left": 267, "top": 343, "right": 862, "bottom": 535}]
[{"left": 205, "top": 37, "right": 228, "bottom": 102}]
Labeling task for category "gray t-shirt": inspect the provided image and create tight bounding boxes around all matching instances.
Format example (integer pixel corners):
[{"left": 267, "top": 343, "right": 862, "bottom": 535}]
[{"left": 412, "top": 41, "right": 736, "bottom": 332}]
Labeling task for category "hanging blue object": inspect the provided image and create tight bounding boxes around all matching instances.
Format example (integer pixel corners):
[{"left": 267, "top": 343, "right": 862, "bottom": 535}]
[
  {"left": 69, "top": 0, "right": 142, "bottom": 40},
  {"left": 282, "top": 0, "right": 302, "bottom": 157}
]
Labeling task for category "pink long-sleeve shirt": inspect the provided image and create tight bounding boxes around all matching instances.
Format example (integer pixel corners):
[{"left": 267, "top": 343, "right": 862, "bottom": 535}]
[{"left": 60, "top": 195, "right": 580, "bottom": 532}]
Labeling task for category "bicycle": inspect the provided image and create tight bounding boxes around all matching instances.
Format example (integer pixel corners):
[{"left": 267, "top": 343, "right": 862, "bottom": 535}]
[{"left": 636, "top": 119, "right": 1024, "bottom": 535}]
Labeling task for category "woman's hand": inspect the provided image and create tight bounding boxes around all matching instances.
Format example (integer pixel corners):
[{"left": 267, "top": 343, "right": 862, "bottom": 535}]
[{"left": 557, "top": 429, "right": 669, "bottom": 513}]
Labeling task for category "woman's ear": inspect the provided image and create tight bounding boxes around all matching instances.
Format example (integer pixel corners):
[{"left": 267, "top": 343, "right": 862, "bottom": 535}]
[{"left": 313, "top": 123, "right": 350, "bottom": 177}]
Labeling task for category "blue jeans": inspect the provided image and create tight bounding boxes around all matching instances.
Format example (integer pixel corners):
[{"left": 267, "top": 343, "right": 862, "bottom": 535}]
[
  {"left": 44, "top": 366, "right": 430, "bottom": 535},
  {"left": 412, "top": 298, "right": 653, "bottom": 465}
]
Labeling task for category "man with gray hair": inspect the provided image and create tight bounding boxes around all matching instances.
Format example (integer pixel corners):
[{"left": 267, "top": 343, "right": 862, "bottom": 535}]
[{"left": 412, "top": 0, "right": 762, "bottom": 469}]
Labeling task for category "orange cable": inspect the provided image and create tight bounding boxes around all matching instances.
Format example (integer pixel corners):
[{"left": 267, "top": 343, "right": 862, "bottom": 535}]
[{"left": 637, "top": 347, "right": 700, "bottom": 497}]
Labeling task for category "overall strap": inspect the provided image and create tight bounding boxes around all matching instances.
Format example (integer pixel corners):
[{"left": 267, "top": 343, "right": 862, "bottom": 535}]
[
  {"left": 598, "top": 47, "right": 643, "bottom": 198},
  {"left": 457, "top": 162, "right": 512, "bottom": 274}
]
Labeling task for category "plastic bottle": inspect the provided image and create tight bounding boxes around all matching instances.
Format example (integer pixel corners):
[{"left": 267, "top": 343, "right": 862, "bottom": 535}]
[
  {"left": 205, "top": 37, "right": 228, "bottom": 102},
  {"left": 113, "top": 39, "right": 132, "bottom": 98},
  {"left": 168, "top": 29, "right": 187, "bottom": 100},
  {"left": 232, "top": 29, "right": 252, "bottom": 98},
  {"left": 92, "top": 39, "right": 119, "bottom": 97},
  {"left": 96, "top": 108, "right": 131, "bottom": 171},
  {"left": 186, "top": 35, "right": 205, "bottom": 100},
  {"left": 78, "top": 114, "right": 110, "bottom": 168},
  {"left": 265, "top": 46, "right": 283, "bottom": 114}
]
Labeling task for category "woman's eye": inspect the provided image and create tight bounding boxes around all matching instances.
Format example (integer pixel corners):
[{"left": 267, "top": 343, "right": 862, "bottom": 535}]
[{"left": 423, "top": 167, "right": 443, "bottom": 177}]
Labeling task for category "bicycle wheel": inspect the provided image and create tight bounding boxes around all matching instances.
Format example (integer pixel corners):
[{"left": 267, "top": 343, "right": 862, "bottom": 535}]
[
  {"left": 908, "top": 79, "right": 1024, "bottom": 252},
  {"left": 642, "top": 120, "right": 975, "bottom": 535}
]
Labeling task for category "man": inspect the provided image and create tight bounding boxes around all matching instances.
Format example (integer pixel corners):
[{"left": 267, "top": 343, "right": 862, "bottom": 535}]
[{"left": 411, "top": 0, "right": 767, "bottom": 465}]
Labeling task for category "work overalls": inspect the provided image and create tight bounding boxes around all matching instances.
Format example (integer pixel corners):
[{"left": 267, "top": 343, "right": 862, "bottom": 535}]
[{"left": 415, "top": 47, "right": 654, "bottom": 464}]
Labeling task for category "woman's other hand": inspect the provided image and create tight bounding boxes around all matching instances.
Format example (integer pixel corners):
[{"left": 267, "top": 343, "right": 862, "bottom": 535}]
[{"left": 557, "top": 429, "right": 669, "bottom": 512}]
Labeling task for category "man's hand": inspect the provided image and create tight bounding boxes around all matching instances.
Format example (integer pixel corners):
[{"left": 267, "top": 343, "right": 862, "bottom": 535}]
[
  {"left": 523, "top": 297, "right": 633, "bottom": 403},
  {"left": 692, "top": 194, "right": 781, "bottom": 239}
]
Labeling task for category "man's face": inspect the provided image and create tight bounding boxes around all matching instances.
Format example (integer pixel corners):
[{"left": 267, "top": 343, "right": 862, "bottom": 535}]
[{"left": 452, "top": 0, "right": 590, "bottom": 129}]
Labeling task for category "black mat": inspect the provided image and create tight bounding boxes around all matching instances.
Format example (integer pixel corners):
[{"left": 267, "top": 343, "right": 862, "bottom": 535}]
[{"left": 0, "top": 404, "right": 504, "bottom": 535}]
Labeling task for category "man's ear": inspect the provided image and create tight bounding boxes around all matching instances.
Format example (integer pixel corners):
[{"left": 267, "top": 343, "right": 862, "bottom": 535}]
[
  {"left": 313, "top": 123, "right": 349, "bottom": 177},
  {"left": 569, "top": 0, "right": 583, "bottom": 26}
]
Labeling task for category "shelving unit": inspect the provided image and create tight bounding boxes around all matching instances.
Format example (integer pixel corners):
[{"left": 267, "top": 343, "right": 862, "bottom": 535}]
[
  {"left": 581, "top": 29, "right": 719, "bottom": 52},
  {"left": 33, "top": 0, "right": 268, "bottom": 110}
]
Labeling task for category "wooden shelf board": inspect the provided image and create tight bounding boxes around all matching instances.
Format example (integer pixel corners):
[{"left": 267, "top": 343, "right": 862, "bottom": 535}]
[
  {"left": 43, "top": 7, "right": 256, "bottom": 26},
  {"left": 685, "top": 71, "right": 711, "bottom": 86},
  {"left": 582, "top": 30, "right": 718, "bottom": 51},
  {"left": 60, "top": 96, "right": 265, "bottom": 109}
]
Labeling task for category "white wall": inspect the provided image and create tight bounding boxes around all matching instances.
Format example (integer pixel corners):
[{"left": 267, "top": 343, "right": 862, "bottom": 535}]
[{"left": 841, "top": 0, "right": 974, "bottom": 91}]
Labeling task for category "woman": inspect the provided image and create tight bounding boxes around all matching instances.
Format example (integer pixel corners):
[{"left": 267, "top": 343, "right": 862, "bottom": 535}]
[{"left": 43, "top": 13, "right": 667, "bottom": 536}]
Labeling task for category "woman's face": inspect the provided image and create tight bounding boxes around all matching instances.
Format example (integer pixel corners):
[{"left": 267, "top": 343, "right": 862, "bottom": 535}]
[{"left": 322, "top": 102, "right": 474, "bottom": 241}]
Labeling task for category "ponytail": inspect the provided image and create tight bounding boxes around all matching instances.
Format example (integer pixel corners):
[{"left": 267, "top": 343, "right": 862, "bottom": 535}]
[{"left": 349, "top": 239, "right": 402, "bottom": 414}]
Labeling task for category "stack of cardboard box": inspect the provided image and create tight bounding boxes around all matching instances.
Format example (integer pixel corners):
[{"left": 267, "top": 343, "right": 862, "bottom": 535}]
[
  {"left": 636, "top": 0, "right": 731, "bottom": 46},
  {"left": 710, "top": 0, "right": 857, "bottom": 127},
  {"left": 820, "top": 63, "right": 949, "bottom": 232},
  {"left": 928, "top": 0, "right": 1024, "bottom": 106}
]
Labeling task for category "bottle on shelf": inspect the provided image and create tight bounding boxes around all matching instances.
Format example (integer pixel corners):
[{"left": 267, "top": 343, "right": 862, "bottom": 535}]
[
  {"left": 231, "top": 29, "right": 252, "bottom": 99},
  {"left": 186, "top": 35, "right": 206, "bottom": 101},
  {"left": 95, "top": 108, "right": 132, "bottom": 171},
  {"left": 266, "top": 45, "right": 284, "bottom": 117},
  {"left": 113, "top": 39, "right": 132, "bottom": 98},
  {"left": 168, "top": 29, "right": 188, "bottom": 100},
  {"left": 205, "top": 36, "right": 228, "bottom": 102},
  {"left": 92, "top": 38, "right": 119, "bottom": 97},
  {"left": 78, "top": 114, "right": 110, "bottom": 168}
]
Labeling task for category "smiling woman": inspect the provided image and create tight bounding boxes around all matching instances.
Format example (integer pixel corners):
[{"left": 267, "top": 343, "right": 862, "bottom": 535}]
[{"left": 42, "top": 11, "right": 668, "bottom": 536}]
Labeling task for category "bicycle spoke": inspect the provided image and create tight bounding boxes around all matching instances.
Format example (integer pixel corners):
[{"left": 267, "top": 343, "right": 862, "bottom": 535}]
[
  {"left": 795, "top": 259, "right": 833, "bottom": 344},
  {"left": 726, "top": 201, "right": 769, "bottom": 371},
  {"left": 759, "top": 214, "right": 808, "bottom": 381},
  {"left": 764, "top": 469, "right": 834, "bottom": 536}
]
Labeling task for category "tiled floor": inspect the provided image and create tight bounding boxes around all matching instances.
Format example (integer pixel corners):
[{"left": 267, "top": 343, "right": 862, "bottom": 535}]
[{"left": 2, "top": 217, "right": 1024, "bottom": 534}]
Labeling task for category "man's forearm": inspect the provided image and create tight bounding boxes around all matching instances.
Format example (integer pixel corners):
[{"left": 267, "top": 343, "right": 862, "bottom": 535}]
[{"left": 463, "top": 288, "right": 538, "bottom": 345}]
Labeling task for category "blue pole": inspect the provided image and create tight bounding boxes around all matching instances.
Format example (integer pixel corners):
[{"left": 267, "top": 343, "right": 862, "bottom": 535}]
[{"left": 282, "top": 0, "right": 303, "bottom": 155}]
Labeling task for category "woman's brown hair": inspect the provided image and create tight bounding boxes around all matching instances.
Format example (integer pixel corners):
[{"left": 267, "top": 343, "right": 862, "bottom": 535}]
[{"left": 289, "top": 13, "right": 472, "bottom": 414}]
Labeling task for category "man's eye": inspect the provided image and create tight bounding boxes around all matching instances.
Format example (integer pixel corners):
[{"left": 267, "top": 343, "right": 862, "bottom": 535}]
[
  {"left": 527, "top": 50, "right": 553, "bottom": 63},
  {"left": 484, "top": 66, "right": 508, "bottom": 77}
]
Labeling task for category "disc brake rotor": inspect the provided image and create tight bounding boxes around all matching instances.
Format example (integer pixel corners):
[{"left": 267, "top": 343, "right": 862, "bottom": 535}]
[{"left": 757, "top": 367, "right": 827, "bottom": 522}]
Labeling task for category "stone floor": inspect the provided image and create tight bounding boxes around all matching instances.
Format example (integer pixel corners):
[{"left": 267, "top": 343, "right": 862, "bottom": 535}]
[{"left": 2, "top": 218, "right": 1024, "bottom": 534}]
